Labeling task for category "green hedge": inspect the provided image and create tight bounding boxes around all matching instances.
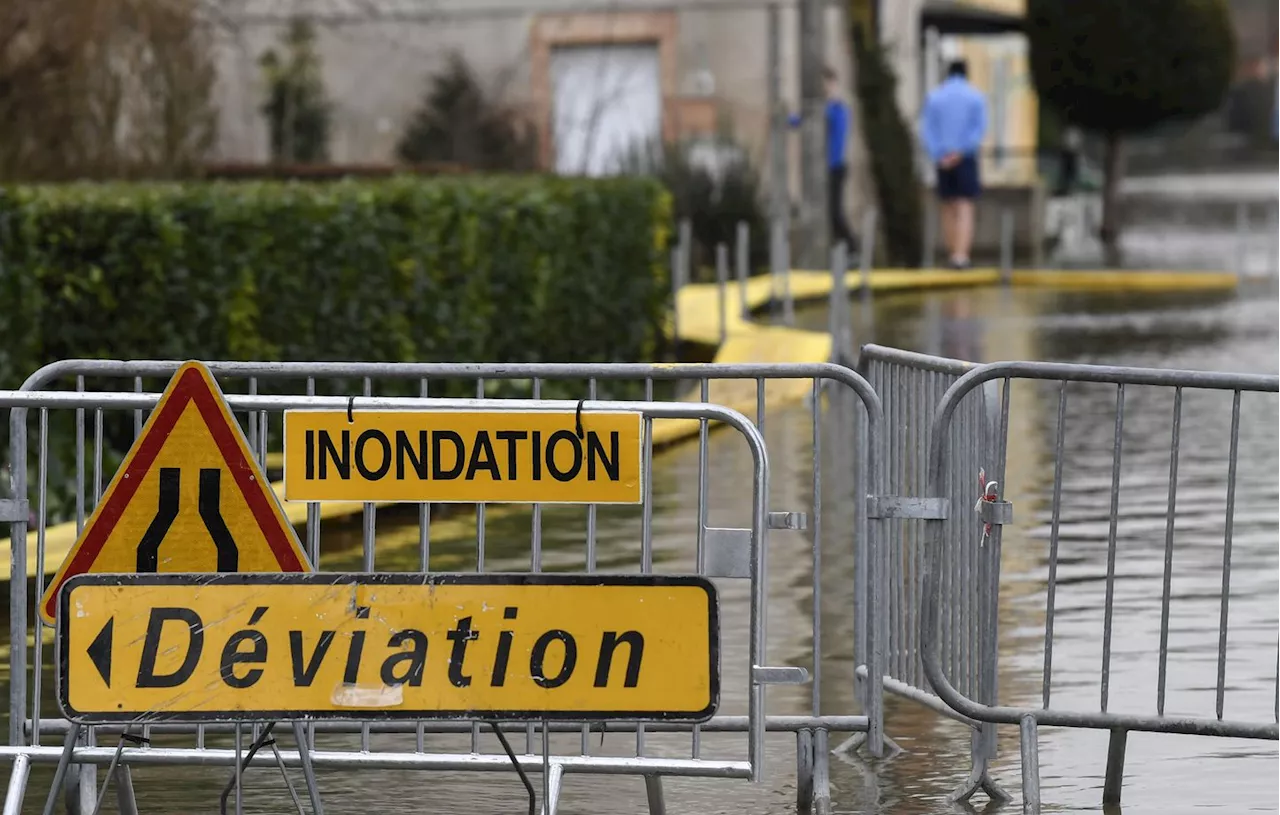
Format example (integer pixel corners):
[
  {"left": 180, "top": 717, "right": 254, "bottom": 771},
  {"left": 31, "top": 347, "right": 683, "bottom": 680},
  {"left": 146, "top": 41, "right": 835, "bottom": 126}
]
[{"left": 0, "top": 176, "right": 672, "bottom": 390}]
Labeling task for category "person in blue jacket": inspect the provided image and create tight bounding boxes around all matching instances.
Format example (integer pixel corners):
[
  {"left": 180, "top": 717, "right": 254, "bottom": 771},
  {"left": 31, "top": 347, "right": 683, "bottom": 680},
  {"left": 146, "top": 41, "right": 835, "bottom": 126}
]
[
  {"left": 790, "top": 67, "right": 860, "bottom": 256},
  {"left": 920, "top": 60, "right": 988, "bottom": 269}
]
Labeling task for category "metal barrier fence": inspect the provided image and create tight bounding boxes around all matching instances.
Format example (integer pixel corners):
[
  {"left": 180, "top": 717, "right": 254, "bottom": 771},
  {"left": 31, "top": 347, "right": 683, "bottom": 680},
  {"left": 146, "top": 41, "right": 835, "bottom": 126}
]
[
  {"left": 854, "top": 345, "right": 1010, "bottom": 799},
  {"left": 2, "top": 359, "right": 887, "bottom": 815},
  {"left": 919, "top": 360, "right": 1280, "bottom": 812}
]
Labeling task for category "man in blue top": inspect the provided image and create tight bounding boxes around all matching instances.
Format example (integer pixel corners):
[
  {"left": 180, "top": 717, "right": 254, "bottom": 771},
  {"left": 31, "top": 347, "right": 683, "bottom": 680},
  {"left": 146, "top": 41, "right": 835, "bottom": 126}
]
[
  {"left": 920, "top": 60, "right": 988, "bottom": 269},
  {"left": 791, "top": 67, "right": 859, "bottom": 255}
]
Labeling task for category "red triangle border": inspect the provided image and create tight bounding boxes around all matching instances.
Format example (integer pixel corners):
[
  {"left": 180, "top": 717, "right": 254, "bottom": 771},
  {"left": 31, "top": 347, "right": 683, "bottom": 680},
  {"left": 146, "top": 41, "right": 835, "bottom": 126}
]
[{"left": 42, "top": 366, "right": 305, "bottom": 620}]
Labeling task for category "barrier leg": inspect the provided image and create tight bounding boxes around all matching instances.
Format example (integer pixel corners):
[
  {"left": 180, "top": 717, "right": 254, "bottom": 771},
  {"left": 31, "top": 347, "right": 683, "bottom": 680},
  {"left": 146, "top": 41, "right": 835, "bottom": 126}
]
[
  {"left": 63, "top": 767, "right": 79, "bottom": 815},
  {"left": 268, "top": 738, "right": 305, "bottom": 815},
  {"left": 950, "top": 742, "right": 1010, "bottom": 804},
  {"left": 42, "top": 722, "right": 80, "bottom": 815},
  {"left": 113, "top": 766, "right": 139, "bottom": 815},
  {"left": 3, "top": 754, "right": 31, "bottom": 815},
  {"left": 1019, "top": 715, "right": 1040, "bottom": 815},
  {"left": 292, "top": 721, "right": 325, "bottom": 815},
  {"left": 644, "top": 775, "right": 666, "bottom": 815},
  {"left": 813, "top": 728, "right": 832, "bottom": 815},
  {"left": 832, "top": 729, "right": 902, "bottom": 760},
  {"left": 76, "top": 764, "right": 96, "bottom": 815},
  {"left": 539, "top": 762, "right": 563, "bottom": 815},
  {"left": 796, "top": 729, "right": 814, "bottom": 815},
  {"left": 1103, "top": 728, "right": 1127, "bottom": 806}
]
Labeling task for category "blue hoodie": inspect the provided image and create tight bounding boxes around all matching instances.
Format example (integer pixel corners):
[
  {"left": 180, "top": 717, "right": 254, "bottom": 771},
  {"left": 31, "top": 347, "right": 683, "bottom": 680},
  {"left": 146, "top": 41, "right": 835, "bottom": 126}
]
[{"left": 789, "top": 99, "right": 851, "bottom": 169}]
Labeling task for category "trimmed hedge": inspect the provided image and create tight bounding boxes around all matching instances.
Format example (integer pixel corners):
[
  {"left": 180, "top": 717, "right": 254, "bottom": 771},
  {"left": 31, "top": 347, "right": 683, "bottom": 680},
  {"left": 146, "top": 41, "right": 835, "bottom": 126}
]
[{"left": 0, "top": 176, "right": 672, "bottom": 391}]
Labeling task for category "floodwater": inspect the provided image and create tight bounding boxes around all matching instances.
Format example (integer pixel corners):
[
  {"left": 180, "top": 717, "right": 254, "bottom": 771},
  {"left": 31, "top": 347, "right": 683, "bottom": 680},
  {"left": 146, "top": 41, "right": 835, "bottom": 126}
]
[{"left": 3, "top": 177, "right": 1279, "bottom": 814}]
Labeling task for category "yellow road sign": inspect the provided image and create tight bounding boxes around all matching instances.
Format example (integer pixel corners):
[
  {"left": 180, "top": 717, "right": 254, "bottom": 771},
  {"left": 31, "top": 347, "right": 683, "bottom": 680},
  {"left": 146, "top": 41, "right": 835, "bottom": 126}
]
[
  {"left": 39, "top": 362, "right": 311, "bottom": 624},
  {"left": 282, "top": 410, "right": 643, "bottom": 504},
  {"left": 58, "top": 573, "right": 719, "bottom": 723}
]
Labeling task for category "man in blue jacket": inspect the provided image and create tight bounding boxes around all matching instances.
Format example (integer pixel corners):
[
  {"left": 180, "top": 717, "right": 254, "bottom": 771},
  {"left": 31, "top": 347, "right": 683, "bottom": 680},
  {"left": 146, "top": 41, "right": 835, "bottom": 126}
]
[
  {"left": 920, "top": 60, "right": 988, "bottom": 269},
  {"left": 791, "top": 67, "right": 859, "bottom": 256}
]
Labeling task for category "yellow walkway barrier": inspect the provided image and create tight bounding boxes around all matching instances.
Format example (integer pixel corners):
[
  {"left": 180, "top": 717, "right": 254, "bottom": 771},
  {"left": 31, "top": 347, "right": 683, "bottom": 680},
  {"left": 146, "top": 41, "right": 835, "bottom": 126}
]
[{"left": 9, "top": 266, "right": 1238, "bottom": 579}]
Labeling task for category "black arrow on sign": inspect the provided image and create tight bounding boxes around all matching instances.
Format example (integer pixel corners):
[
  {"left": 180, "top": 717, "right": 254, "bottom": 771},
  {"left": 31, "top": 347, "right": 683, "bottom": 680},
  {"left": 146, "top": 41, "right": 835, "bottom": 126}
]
[
  {"left": 136, "top": 468, "right": 239, "bottom": 572},
  {"left": 87, "top": 617, "right": 113, "bottom": 686}
]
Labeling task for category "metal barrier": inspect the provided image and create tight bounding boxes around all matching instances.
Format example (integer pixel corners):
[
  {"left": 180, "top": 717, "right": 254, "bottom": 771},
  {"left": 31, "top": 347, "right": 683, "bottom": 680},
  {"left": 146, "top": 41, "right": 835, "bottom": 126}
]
[
  {"left": 3, "top": 359, "right": 888, "bottom": 815},
  {"left": 854, "top": 345, "right": 1009, "bottom": 798},
  {"left": 918, "top": 360, "right": 1280, "bottom": 811}
]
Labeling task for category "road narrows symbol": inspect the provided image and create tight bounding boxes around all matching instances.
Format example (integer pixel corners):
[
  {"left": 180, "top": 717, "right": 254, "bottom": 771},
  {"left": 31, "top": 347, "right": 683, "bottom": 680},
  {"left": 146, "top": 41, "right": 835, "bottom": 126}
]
[
  {"left": 200, "top": 469, "right": 239, "bottom": 571},
  {"left": 40, "top": 361, "right": 312, "bottom": 626},
  {"left": 135, "top": 468, "right": 239, "bottom": 573},
  {"left": 136, "top": 468, "right": 179, "bottom": 572}
]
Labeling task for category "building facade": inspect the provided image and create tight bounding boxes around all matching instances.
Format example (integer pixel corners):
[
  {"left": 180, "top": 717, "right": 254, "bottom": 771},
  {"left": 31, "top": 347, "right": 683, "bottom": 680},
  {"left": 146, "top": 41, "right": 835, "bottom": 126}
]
[{"left": 210, "top": 0, "right": 852, "bottom": 180}]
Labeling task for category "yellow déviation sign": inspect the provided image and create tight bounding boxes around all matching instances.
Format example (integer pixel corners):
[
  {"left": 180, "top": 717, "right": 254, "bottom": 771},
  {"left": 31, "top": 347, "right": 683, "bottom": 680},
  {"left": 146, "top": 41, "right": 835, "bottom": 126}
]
[
  {"left": 58, "top": 573, "right": 718, "bottom": 723},
  {"left": 282, "top": 410, "right": 643, "bottom": 504}
]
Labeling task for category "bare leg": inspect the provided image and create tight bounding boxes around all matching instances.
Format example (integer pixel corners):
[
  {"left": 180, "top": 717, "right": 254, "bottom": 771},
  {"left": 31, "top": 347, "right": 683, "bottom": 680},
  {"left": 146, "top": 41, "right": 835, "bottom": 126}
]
[
  {"left": 939, "top": 201, "right": 956, "bottom": 265},
  {"left": 954, "top": 198, "right": 975, "bottom": 263}
]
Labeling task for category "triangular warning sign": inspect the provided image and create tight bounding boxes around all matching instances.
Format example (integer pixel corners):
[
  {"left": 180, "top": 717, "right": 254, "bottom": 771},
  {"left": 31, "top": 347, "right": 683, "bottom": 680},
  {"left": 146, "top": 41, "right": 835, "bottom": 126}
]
[{"left": 40, "top": 361, "right": 312, "bottom": 623}]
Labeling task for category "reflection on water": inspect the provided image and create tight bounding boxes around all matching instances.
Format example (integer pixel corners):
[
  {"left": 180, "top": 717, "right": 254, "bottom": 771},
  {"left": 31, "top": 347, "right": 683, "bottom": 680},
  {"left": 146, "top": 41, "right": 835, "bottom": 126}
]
[{"left": 5, "top": 286, "right": 1278, "bottom": 813}]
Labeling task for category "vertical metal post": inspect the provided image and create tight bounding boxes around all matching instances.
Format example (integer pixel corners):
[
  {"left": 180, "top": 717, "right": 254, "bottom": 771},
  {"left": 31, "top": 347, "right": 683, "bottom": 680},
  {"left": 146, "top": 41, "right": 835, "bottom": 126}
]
[
  {"left": 644, "top": 775, "right": 667, "bottom": 815},
  {"left": 43, "top": 724, "right": 81, "bottom": 815},
  {"left": 8, "top": 405, "right": 28, "bottom": 747},
  {"left": 797, "top": 0, "right": 829, "bottom": 267},
  {"left": 670, "top": 246, "right": 681, "bottom": 352},
  {"left": 716, "top": 242, "right": 729, "bottom": 345},
  {"left": 922, "top": 198, "right": 937, "bottom": 269},
  {"left": 113, "top": 766, "right": 139, "bottom": 815},
  {"left": 234, "top": 723, "right": 243, "bottom": 815},
  {"left": 4, "top": 754, "right": 31, "bottom": 815},
  {"left": 796, "top": 729, "right": 814, "bottom": 815},
  {"left": 767, "top": 2, "right": 786, "bottom": 223},
  {"left": 1019, "top": 715, "right": 1040, "bottom": 815},
  {"left": 767, "top": 2, "right": 790, "bottom": 320},
  {"left": 784, "top": 227, "right": 795, "bottom": 325},
  {"left": 1234, "top": 202, "right": 1249, "bottom": 276},
  {"left": 812, "top": 728, "right": 832, "bottom": 815},
  {"left": 541, "top": 722, "right": 551, "bottom": 815},
  {"left": 1103, "top": 728, "right": 1128, "bottom": 806},
  {"left": 292, "top": 721, "right": 325, "bottom": 815},
  {"left": 679, "top": 217, "right": 692, "bottom": 289},
  {"left": 830, "top": 243, "right": 850, "bottom": 364},
  {"left": 673, "top": 219, "right": 691, "bottom": 357},
  {"left": 736, "top": 221, "right": 751, "bottom": 317},
  {"left": 860, "top": 208, "right": 877, "bottom": 297},
  {"left": 1269, "top": 202, "right": 1278, "bottom": 277},
  {"left": 1000, "top": 207, "right": 1015, "bottom": 283},
  {"left": 828, "top": 247, "right": 840, "bottom": 355},
  {"left": 770, "top": 218, "right": 784, "bottom": 311}
]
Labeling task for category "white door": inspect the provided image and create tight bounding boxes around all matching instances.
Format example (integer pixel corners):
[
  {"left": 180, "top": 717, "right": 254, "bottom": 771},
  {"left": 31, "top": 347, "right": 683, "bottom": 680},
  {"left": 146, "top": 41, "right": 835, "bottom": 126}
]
[{"left": 550, "top": 44, "right": 662, "bottom": 176}]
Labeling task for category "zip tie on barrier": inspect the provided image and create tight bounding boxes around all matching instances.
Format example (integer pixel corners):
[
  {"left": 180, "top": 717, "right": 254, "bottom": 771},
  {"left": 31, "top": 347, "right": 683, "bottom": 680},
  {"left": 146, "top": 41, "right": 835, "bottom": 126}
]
[
  {"left": 974, "top": 467, "right": 1000, "bottom": 547},
  {"left": 575, "top": 398, "right": 586, "bottom": 439},
  {"left": 347, "top": 394, "right": 356, "bottom": 424}
]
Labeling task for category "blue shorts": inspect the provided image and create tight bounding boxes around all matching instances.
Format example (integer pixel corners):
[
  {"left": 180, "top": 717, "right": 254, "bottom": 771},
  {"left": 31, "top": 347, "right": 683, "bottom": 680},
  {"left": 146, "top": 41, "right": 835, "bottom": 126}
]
[{"left": 936, "top": 154, "right": 981, "bottom": 200}]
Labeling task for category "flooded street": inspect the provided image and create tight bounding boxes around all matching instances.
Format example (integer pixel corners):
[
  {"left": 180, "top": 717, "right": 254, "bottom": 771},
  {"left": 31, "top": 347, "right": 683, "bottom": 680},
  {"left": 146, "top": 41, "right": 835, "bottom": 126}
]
[
  {"left": 819, "top": 283, "right": 1278, "bottom": 814},
  {"left": 3, "top": 177, "right": 1278, "bottom": 813}
]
